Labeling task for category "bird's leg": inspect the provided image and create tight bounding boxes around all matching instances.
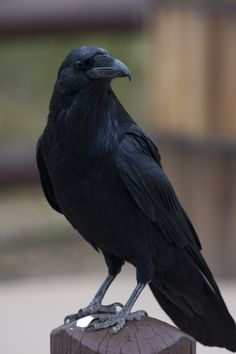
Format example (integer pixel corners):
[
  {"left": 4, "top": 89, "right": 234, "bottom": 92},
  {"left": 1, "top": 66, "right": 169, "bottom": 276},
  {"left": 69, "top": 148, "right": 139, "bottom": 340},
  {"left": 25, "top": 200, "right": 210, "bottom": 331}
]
[
  {"left": 86, "top": 282, "right": 147, "bottom": 333},
  {"left": 64, "top": 274, "right": 123, "bottom": 324}
]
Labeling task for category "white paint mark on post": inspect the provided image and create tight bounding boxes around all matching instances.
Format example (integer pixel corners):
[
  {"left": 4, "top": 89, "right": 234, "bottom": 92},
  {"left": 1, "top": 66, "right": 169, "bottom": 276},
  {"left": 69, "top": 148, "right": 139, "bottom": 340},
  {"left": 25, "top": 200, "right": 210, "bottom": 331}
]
[{"left": 76, "top": 315, "right": 94, "bottom": 328}]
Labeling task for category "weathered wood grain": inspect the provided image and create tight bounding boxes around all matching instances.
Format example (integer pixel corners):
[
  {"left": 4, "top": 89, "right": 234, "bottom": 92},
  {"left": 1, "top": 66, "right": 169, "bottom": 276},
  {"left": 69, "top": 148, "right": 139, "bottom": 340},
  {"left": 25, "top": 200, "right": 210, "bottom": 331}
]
[{"left": 51, "top": 316, "right": 196, "bottom": 354}]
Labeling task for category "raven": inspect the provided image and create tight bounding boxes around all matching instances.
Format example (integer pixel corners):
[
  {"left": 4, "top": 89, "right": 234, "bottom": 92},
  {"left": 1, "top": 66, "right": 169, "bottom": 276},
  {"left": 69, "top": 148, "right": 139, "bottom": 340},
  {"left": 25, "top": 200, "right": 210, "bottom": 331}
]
[{"left": 37, "top": 45, "right": 236, "bottom": 351}]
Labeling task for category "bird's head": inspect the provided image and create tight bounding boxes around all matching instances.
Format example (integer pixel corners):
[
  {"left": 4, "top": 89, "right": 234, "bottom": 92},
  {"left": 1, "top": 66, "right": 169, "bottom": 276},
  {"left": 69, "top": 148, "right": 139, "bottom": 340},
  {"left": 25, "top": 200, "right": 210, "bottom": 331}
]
[{"left": 55, "top": 45, "right": 131, "bottom": 94}]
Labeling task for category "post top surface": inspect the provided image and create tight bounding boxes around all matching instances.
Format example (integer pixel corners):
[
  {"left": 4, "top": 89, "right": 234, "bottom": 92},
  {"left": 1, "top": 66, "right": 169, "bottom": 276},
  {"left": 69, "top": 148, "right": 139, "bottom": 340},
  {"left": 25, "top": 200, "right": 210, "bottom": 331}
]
[{"left": 51, "top": 316, "right": 196, "bottom": 354}]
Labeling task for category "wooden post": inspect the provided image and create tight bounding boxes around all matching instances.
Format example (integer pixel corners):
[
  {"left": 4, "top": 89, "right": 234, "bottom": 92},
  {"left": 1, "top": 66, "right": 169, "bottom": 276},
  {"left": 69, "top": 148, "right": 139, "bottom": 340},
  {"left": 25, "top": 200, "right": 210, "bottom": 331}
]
[{"left": 51, "top": 316, "right": 196, "bottom": 354}]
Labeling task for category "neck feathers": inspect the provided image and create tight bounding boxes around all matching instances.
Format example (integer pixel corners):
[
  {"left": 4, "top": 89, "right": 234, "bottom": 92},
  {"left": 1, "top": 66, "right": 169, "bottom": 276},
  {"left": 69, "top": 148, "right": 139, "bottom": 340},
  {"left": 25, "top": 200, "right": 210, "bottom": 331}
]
[{"left": 47, "top": 84, "right": 133, "bottom": 157}]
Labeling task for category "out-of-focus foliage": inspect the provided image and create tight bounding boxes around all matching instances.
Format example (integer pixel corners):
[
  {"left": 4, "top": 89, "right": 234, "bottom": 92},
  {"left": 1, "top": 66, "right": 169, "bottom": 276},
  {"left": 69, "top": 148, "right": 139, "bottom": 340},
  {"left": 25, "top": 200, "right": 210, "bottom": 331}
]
[
  {"left": 0, "top": 33, "right": 147, "bottom": 143},
  {"left": 0, "top": 33, "right": 148, "bottom": 280}
]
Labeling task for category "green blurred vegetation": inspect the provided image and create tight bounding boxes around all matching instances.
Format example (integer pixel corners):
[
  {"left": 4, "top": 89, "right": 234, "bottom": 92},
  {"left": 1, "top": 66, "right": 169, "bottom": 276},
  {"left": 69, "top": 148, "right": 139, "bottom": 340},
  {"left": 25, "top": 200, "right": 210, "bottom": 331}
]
[
  {"left": 0, "top": 33, "right": 147, "bottom": 143},
  {"left": 0, "top": 186, "right": 73, "bottom": 247},
  {"left": 0, "top": 33, "right": 148, "bottom": 279}
]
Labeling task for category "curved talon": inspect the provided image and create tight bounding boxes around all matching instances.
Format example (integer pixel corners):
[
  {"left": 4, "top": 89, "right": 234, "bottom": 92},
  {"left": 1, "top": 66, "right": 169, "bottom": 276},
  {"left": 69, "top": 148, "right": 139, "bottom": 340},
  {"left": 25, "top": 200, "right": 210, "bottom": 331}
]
[
  {"left": 82, "top": 302, "right": 124, "bottom": 316},
  {"left": 84, "top": 309, "right": 147, "bottom": 333},
  {"left": 85, "top": 318, "right": 102, "bottom": 331},
  {"left": 64, "top": 316, "right": 70, "bottom": 324},
  {"left": 86, "top": 315, "right": 113, "bottom": 331},
  {"left": 63, "top": 301, "right": 124, "bottom": 325},
  {"left": 78, "top": 308, "right": 89, "bottom": 317},
  {"left": 85, "top": 314, "right": 125, "bottom": 333},
  {"left": 112, "top": 302, "right": 124, "bottom": 311},
  {"left": 99, "top": 302, "right": 123, "bottom": 314},
  {"left": 127, "top": 310, "right": 147, "bottom": 321},
  {"left": 111, "top": 318, "right": 126, "bottom": 334},
  {"left": 64, "top": 314, "right": 78, "bottom": 324}
]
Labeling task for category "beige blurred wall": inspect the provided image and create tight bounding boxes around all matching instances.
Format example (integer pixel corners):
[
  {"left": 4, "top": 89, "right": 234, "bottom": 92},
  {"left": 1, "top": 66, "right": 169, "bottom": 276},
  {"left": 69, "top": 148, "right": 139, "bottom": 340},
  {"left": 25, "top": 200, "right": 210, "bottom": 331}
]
[
  {"left": 148, "top": 1, "right": 236, "bottom": 139},
  {"left": 147, "top": 1, "right": 236, "bottom": 276}
]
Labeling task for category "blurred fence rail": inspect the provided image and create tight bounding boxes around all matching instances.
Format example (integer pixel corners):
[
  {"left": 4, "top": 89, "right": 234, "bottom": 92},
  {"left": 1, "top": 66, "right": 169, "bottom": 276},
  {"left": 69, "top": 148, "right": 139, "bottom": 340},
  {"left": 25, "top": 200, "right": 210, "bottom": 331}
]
[
  {"left": 0, "top": 143, "right": 37, "bottom": 187},
  {"left": 0, "top": 0, "right": 150, "bottom": 38}
]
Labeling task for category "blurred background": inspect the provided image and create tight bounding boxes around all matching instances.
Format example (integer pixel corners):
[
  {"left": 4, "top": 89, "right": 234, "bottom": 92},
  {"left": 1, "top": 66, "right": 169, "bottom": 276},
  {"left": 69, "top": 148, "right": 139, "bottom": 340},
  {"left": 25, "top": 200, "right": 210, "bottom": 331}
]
[{"left": 0, "top": 1, "right": 235, "bottom": 353}]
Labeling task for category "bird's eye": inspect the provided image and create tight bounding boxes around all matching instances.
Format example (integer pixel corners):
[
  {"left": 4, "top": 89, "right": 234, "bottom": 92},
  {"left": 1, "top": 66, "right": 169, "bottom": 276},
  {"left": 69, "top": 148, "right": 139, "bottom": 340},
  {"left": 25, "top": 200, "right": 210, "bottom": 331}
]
[{"left": 74, "top": 60, "right": 85, "bottom": 71}]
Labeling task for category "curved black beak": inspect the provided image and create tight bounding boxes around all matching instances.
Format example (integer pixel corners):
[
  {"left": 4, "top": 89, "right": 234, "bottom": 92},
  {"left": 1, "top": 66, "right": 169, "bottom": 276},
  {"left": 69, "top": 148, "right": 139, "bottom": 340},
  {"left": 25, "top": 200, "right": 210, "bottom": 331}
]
[{"left": 87, "top": 56, "right": 131, "bottom": 81}]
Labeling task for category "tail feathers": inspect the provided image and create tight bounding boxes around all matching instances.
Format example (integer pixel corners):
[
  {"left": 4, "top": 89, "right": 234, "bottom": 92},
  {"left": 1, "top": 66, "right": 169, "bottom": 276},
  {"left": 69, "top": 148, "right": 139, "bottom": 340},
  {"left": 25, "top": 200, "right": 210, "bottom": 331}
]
[{"left": 150, "top": 281, "right": 236, "bottom": 352}]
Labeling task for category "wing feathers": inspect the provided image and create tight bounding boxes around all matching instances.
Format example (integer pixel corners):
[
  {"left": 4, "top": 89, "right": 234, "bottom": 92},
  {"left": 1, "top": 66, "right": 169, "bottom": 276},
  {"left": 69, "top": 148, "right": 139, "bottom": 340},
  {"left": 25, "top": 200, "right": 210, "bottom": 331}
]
[
  {"left": 115, "top": 129, "right": 225, "bottom": 295},
  {"left": 116, "top": 130, "right": 201, "bottom": 249},
  {"left": 36, "top": 138, "right": 62, "bottom": 214}
]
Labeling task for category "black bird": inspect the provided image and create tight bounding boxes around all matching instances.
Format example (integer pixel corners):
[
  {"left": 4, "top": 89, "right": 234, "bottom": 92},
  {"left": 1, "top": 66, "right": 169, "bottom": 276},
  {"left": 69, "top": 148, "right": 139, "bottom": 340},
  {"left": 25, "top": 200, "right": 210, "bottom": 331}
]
[{"left": 37, "top": 45, "right": 236, "bottom": 351}]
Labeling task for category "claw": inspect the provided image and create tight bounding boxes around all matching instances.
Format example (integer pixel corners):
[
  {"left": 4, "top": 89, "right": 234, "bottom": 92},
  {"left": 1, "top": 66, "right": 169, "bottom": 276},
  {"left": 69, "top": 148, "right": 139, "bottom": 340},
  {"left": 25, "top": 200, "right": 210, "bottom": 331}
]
[
  {"left": 86, "top": 316, "right": 108, "bottom": 331},
  {"left": 111, "top": 318, "right": 126, "bottom": 334},
  {"left": 112, "top": 302, "right": 123, "bottom": 311},
  {"left": 64, "top": 302, "right": 124, "bottom": 326},
  {"left": 84, "top": 309, "right": 147, "bottom": 333},
  {"left": 127, "top": 310, "right": 147, "bottom": 321},
  {"left": 64, "top": 313, "right": 79, "bottom": 324}
]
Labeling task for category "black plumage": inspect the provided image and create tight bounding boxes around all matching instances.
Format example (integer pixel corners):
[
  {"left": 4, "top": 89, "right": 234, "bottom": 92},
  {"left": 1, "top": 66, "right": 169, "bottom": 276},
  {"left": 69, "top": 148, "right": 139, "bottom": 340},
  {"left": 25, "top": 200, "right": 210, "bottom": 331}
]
[{"left": 37, "top": 45, "right": 236, "bottom": 351}]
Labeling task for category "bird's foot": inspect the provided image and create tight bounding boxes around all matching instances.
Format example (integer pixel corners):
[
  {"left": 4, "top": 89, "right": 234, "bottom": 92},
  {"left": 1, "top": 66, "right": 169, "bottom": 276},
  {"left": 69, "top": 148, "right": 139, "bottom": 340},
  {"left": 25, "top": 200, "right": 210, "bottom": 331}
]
[
  {"left": 64, "top": 301, "right": 123, "bottom": 324},
  {"left": 86, "top": 309, "right": 147, "bottom": 334}
]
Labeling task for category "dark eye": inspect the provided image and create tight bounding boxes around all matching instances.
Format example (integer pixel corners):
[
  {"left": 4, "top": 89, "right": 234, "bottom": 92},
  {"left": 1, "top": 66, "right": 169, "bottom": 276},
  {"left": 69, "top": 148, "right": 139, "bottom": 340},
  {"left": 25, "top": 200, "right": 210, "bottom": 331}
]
[{"left": 74, "top": 60, "right": 85, "bottom": 71}]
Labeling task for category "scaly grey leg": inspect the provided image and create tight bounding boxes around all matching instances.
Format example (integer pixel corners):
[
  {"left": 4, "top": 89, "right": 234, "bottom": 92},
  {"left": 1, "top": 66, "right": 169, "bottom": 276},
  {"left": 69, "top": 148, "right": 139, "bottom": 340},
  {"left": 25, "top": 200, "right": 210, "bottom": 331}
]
[
  {"left": 64, "top": 274, "right": 123, "bottom": 324},
  {"left": 86, "top": 282, "right": 147, "bottom": 333}
]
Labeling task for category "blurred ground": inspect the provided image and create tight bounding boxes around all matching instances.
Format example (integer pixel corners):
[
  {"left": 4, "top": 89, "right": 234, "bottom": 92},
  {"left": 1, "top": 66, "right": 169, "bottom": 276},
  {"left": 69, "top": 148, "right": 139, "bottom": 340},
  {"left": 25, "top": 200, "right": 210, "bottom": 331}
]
[{"left": 1, "top": 268, "right": 235, "bottom": 354}]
